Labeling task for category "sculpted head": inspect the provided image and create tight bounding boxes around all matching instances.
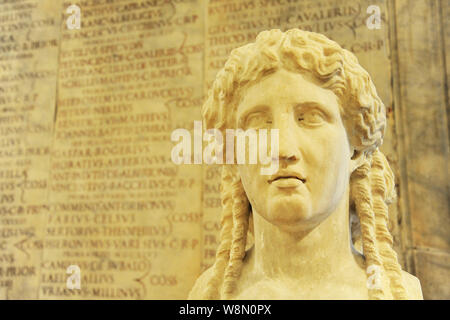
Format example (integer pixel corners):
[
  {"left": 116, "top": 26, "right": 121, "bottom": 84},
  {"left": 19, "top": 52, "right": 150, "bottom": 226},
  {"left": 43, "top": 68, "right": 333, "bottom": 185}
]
[
  {"left": 236, "top": 69, "right": 358, "bottom": 233},
  {"left": 200, "top": 29, "right": 406, "bottom": 300},
  {"left": 204, "top": 29, "right": 386, "bottom": 230}
]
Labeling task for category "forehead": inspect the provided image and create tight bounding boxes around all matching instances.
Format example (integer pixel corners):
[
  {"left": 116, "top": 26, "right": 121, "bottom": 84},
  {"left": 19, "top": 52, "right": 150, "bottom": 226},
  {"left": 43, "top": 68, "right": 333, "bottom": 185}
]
[{"left": 236, "top": 68, "right": 340, "bottom": 118}]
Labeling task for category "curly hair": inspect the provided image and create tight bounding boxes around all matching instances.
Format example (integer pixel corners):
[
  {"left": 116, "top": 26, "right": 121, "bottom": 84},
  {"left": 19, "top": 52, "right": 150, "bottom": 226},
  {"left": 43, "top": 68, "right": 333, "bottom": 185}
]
[{"left": 196, "top": 29, "right": 407, "bottom": 300}]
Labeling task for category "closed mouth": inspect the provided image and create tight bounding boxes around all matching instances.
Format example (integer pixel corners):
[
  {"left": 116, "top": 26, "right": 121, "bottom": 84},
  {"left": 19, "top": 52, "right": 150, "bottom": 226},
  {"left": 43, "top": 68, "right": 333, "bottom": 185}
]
[{"left": 269, "top": 176, "right": 306, "bottom": 184}]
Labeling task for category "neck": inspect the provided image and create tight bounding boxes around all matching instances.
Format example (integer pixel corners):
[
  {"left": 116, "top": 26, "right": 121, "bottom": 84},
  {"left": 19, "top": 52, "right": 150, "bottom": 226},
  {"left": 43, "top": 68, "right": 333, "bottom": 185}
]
[{"left": 250, "top": 188, "right": 358, "bottom": 282}]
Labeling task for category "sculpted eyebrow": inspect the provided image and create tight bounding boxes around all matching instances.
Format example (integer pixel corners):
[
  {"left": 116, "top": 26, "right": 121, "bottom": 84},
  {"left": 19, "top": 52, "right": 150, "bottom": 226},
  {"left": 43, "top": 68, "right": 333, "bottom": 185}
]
[
  {"left": 294, "top": 101, "right": 327, "bottom": 109},
  {"left": 294, "top": 102, "right": 334, "bottom": 117}
]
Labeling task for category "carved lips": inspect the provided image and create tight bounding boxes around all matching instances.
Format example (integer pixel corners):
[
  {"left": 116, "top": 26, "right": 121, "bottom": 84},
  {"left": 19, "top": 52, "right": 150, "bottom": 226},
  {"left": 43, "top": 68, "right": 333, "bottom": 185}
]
[{"left": 268, "top": 170, "right": 306, "bottom": 188}]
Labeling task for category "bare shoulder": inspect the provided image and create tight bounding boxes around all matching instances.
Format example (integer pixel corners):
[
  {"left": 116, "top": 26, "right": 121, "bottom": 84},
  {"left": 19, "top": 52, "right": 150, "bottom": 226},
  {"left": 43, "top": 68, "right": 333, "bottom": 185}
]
[
  {"left": 401, "top": 270, "right": 423, "bottom": 300},
  {"left": 187, "top": 267, "right": 215, "bottom": 300}
]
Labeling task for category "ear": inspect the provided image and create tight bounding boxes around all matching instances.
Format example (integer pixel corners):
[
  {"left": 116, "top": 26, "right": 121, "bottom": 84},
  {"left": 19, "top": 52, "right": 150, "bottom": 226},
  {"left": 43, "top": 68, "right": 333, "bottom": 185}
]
[{"left": 350, "top": 148, "right": 366, "bottom": 173}]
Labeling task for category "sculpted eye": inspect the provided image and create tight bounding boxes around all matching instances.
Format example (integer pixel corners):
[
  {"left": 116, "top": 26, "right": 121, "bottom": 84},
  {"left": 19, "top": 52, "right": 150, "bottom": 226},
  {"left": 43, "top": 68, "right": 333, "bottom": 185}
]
[
  {"left": 296, "top": 109, "right": 326, "bottom": 126},
  {"left": 244, "top": 112, "right": 272, "bottom": 128}
]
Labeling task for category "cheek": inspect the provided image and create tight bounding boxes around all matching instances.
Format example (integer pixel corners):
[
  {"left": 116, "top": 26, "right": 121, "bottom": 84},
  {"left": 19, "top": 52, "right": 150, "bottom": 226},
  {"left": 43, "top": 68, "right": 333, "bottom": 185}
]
[
  {"left": 238, "top": 165, "right": 263, "bottom": 205},
  {"left": 305, "top": 126, "right": 351, "bottom": 191}
]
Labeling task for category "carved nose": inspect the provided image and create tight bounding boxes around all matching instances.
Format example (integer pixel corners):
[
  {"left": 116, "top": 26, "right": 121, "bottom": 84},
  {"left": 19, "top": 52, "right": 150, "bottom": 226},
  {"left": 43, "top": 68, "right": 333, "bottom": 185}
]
[
  {"left": 279, "top": 153, "right": 298, "bottom": 162},
  {"left": 278, "top": 146, "right": 299, "bottom": 166},
  {"left": 278, "top": 122, "right": 300, "bottom": 164}
]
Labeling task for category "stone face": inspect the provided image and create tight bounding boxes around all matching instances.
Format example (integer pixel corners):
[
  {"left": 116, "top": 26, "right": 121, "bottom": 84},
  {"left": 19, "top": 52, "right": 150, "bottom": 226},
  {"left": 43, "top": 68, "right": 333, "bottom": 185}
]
[{"left": 0, "top": 0, "right": 448, "bottom": 300}]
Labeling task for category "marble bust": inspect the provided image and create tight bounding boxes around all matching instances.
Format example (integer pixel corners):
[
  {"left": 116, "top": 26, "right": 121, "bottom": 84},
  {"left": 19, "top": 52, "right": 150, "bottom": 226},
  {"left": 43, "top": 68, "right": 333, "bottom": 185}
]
[{"left": 189, "top": 29, "right": 423, "bottom": 300}]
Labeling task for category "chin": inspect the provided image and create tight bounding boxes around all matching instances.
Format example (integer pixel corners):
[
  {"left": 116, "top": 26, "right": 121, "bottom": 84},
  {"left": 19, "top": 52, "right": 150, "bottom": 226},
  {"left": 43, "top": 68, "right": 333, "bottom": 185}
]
[
  {"left": 270, "top": 216, "right": 322, "bottom": 233},
  {"left": 265, "top": 196, "right": 319, "bottom": 232}
]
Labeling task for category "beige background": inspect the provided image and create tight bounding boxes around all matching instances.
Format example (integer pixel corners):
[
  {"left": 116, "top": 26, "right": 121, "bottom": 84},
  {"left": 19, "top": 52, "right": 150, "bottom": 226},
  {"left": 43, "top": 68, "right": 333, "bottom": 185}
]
[{"left": 0, "top": 0, "right": 448, "bottom": 299}]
